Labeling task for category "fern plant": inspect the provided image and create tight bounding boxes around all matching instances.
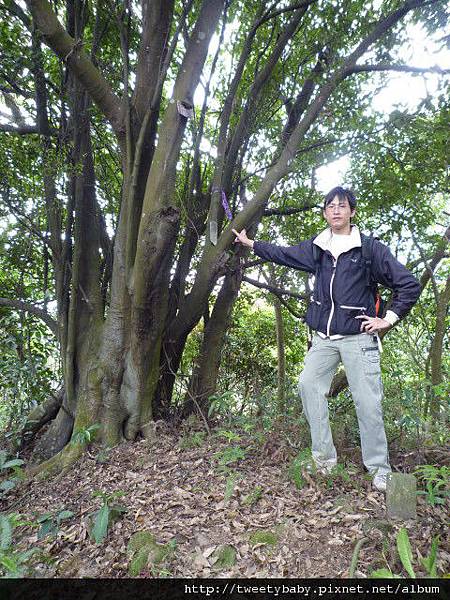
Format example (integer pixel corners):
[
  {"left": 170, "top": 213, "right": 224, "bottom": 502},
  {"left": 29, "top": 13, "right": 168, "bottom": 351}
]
[
  {"left": 179, "top": 431, "right": 206, "bottom": 449},
  {"left": 242, "top": 486, "right": 263, "bottom": 506},
  {"left": 213, "top": 446, "right": 246, "bottom": 467},
  {"left": 127, "top": 531, "right": 177, "bottom": 577},
  {"left": 288, "top": 448, "right": 313, "bottom": 490},
  {"left": 224, "top": 471, "right": 241, "bottom": 502},
  {"left": 217, "top": 430, "right": 241, "bottom": 442},
  {"left": 414, "top": 465, "right": 450, "bottom": 506}
]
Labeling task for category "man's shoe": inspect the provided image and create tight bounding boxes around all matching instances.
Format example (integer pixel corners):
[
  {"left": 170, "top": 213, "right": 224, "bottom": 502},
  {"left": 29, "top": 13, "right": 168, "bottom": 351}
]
[
  {"left": 373, "top": 473, "right": 388, "bottom": 492},
  {"left": 314, "top": 458, "right": 337, "bottom": 475}
]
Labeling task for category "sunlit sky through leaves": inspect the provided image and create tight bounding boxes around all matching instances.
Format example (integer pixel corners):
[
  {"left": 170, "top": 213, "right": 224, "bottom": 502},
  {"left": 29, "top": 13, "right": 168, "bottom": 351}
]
[
  {"left": 315, "top": 23, "right": 449, "bottom": 192},
  {"left": 191, "top": 19, "right": 449, "bottom": 193}
]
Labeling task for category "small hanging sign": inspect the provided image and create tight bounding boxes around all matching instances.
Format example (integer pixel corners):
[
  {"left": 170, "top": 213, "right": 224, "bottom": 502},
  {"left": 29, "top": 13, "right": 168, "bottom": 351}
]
[{"left": 177, "top": 100, "right": 194, "bottom": 118}]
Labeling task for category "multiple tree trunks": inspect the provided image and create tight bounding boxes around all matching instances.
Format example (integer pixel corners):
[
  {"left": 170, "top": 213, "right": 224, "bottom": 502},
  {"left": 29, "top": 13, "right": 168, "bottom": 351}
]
[{"left": 3, "top": 0, "right": 446, "bottom": 471}]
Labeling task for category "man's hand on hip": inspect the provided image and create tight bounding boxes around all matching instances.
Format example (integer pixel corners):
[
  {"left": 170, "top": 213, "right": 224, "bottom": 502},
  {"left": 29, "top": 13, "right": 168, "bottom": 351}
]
[{"left": 355, "top": 315, "right": 392, "bottom": 333}]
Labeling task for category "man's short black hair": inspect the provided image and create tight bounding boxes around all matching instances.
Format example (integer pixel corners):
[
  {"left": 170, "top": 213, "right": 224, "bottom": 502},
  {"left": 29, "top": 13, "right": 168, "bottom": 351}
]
[{"left": 324, "top": 186, "right": 357, "bottom": 210}]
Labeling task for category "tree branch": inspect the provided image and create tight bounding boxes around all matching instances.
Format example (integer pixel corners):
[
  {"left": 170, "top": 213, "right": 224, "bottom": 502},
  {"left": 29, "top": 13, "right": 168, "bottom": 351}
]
[
  {"left": 0, "top": 124, "right": 41, "bottom": 134},
  {"left": 242, "top": 275, "right": 307, "bottom": 301},
  {"left": 263, "top": 204, "right": 317, "bottom": 217},
  {"left": 0, "top": 298, "right": 58, "bottom": 335},
  {"left": 133, "top": 0, "right": 175, "bottom": 120},
  {"left": 258, "top": 0, "right": 318, "bottom": 28},
  {"left": 215, "top": 0, "right": 438, "bottom": 255},
  {"left": 25, "top": 0, "right": 123, "bottom": 137},
  {"left": 346, "top": 64, "right": 450, "bottom": 76},
  {"left": 1, "top": 0, "right": 31, "bottom": 28},
  {"left": 417, "top": 225, "right": 450, "bottom": 292},
  {"left": 242, "top": 276, "right": 305, "bottom": 319}
]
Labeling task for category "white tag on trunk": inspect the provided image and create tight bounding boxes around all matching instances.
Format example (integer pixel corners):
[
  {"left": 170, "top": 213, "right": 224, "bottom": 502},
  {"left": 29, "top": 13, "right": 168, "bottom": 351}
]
[{"left": 210, "top": 221, "right": 217, "bottom": 245}]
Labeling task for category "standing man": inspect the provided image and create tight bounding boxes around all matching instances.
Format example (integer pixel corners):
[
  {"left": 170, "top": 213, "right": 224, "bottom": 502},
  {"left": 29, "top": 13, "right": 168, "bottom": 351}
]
[{"left": 233, "top": 187, "right": 421, "bottom": 491}]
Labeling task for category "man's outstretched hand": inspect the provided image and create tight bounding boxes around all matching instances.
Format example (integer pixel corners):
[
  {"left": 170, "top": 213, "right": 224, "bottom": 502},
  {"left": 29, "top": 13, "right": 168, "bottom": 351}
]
[{"left": 232, "top": 228, "right": 254, "bottom": 248}]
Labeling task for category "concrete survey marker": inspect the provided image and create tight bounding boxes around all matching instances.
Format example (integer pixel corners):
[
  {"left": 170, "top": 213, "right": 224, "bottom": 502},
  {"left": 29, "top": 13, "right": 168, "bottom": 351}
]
[{"left": 386, "top": 473, "right": 417, "bottom": 520}]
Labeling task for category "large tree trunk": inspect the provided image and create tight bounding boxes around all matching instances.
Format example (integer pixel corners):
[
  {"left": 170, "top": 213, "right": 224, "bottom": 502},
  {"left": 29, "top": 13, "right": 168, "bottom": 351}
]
[
  {"left": 35, "top": 79, "right": 104, "bottom": 459},
  {"left": 183, "top": 255, "right": 243, "bottom": 417},
  {"left": 427, "top": 276, "right": 450, "bottom": 419},
  {"left": 154, "top": 188, "right": 210, "bottom": 419},
  {"left": 118, "top": 0, "right": 224, "bottom": 440},
  {"left": 274, "top": 296, "right": 286, "bottom": 415}
]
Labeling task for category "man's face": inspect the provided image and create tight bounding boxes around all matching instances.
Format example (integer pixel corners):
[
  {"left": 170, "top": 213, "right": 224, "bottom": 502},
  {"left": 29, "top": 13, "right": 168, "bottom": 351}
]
[{"left": 323, "top": 195, "right": 355, "bottom": 232}]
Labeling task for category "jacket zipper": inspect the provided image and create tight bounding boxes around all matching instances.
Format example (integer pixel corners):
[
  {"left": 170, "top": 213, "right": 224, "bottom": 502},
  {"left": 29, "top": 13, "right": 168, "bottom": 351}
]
[
  {"left": 340, "top": 304, "right": 367, "bottom": 311},
  {"left": 326, "top": 257, "right": 337, "bottom": 337}
]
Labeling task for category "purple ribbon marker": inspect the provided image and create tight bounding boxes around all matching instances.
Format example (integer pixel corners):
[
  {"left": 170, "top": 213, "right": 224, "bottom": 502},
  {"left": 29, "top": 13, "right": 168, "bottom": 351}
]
[{"left": 221, "top": 190, "right": 233, "bottom": 221}]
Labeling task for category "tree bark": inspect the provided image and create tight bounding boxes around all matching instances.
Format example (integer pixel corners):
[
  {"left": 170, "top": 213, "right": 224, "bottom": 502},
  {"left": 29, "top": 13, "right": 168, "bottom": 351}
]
[
  {"left": 428, "top": 276, "right": 450, "bottom": 419},
  {"left": 20, "top": 388, "right": 64, "bottom": 449},
  {"left": 182, "top": 255, "right": 243, "bottom": 418},
  {"left": 273, "top": 296, "right": 286, "bottom": 415},
  {"left": 118, "top": 0, "right": 225, "bottom": 440},
  {"left": 36, "top": 36, "right": 104, "bottom": 459}
]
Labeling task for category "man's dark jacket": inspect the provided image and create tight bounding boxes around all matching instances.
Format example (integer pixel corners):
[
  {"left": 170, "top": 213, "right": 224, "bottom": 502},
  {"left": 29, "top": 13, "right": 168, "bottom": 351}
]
[{"left": 253, "top": 233, "right": 421, "bottom": 337}]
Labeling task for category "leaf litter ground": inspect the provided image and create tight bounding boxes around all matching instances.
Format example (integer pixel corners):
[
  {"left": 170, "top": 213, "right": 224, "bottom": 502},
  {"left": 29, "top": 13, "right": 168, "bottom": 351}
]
[{"left": 3, "top": 426, "right": 449, "bottom": 578}]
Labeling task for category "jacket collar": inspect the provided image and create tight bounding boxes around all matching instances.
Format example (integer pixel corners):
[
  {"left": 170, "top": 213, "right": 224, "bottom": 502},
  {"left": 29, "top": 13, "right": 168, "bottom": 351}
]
[{"left": 313, "top": 225, "right": 361, "bottom": 252}]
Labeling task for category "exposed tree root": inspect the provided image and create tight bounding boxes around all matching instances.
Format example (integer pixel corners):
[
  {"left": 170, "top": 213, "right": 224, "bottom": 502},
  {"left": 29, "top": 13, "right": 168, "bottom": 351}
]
[
  {"left": 27, "top": 442, "right": 84, "bottom": 480},
  {"left": 20, "top": 388, "right": 64, "bottom": 448}
]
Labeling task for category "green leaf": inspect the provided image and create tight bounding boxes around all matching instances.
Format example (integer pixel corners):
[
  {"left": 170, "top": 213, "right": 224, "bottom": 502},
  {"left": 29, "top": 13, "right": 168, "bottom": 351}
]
[
  {"left": 371, "top": 568, "right": 400, "bottom": 578},
  {"left": 38, "top": 520, "right": 56, "bottom": 540},
  {"left": 127, "top": 531, "right": 156, "bottom": 555},
  {"left": 109, "top": 505, "right": 127, "bottom": 521},
  {"left": 92, "top": 490, "right": 106, "bottom": 499},
  {"left": 109, "top": 490, "right": 125, "bottom": 500},
  {"left": 397, "top": 528, "right": 416, "bottom": 578},
  {"left": 91, "top": 505, "right": 110, "bottom": 544},
  {"left": 0, "top": 516, "right": 12, "bottom": 550},
  {"left": 128, "top": 546, "right": 150, "bottom": 577},
  {"left": 151, "top": 540, "right": 177, "bottom": 566},
  {"left": 36, "top": 513, "right": 53, "bottom": 523},
  {"left": 224, "top": 472, "right": 240, "bottom": 502},
  {"left": 0, "top": 481, "right": 16, "bottom": 493},
  {"left": 20, "top": 548, "right": 39, "bottom": 562},
  {"left": 420, "top": 536, "right": 439, "bottom": 577},
  {"left": 249, "top": 530, "right": 279, "bottom": 546},
  {"left": 1, "top": 459, "right": 24, "bottom": 470},
  {"left": 212, "top": 545, "right": 236, "bottom": 569},
  {"left": 0, "top": 554, "right": 19, "bottom": 574},
  {"left": 56, "top": 510, "right": 74, "bottom": 522}
]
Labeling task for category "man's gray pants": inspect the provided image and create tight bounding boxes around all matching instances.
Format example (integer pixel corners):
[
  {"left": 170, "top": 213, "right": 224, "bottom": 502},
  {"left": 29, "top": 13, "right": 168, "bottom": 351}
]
[{"left": 298, "top": 332, "right": 391, "bottom": 476}]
